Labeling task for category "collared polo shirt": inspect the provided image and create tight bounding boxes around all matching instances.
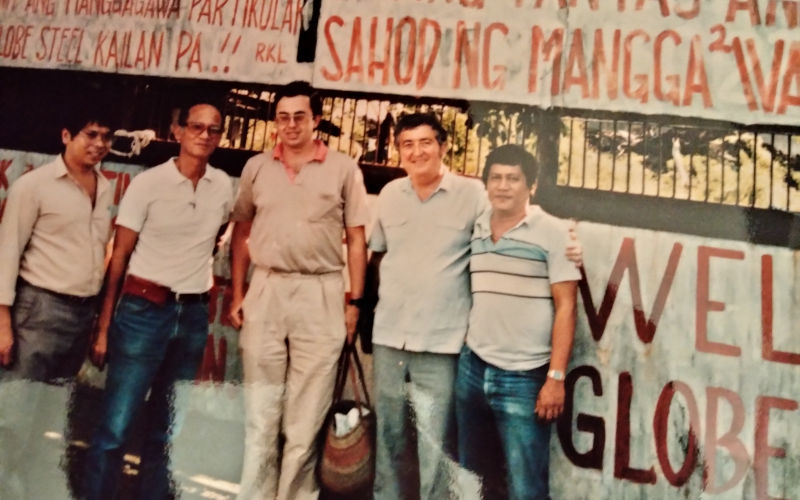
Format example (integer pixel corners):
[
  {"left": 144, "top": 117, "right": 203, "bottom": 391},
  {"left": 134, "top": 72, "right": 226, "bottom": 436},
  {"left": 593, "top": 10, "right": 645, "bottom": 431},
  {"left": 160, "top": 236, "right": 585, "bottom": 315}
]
[
  {"left": 231, "top": 141, "right": 369, "bottom": 274},
  {"left": 466, "top": 205, "right": 581, "bottom": 371},
  {"left": 0, "top": 155, "right": 113, "bottom": 304},
  {"left": 272, "top": 140, "right": 327, "bottom": 183},
  {"left": 369, "top": 170, "right": 487, "bottom": 354},
  {"left": 117, "top": 159, "right": 233, "bottom": 293}
]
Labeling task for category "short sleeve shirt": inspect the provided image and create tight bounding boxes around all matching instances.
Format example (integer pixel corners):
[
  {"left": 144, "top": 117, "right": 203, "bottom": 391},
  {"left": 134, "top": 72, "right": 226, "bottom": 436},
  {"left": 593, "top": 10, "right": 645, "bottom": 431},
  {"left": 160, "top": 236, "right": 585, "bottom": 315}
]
[
  {"left": 117, "top": 159, "right": 233, "bottom": 293},
  {"left": 369, "top": 171, "right": 487, "bottom": 354},
  {"left": 230, "top": 142, "right": 369, "bottom": 274},
  {"left": 466, "top": 205, "right": 581, "bottom": 371}
]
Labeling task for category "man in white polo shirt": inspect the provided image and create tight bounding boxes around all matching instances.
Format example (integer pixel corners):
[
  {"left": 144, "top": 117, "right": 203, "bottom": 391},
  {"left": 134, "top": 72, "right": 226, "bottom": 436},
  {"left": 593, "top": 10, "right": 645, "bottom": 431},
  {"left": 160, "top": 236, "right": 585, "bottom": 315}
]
[
  {"left": 84, "top": 102, "right": 233, "bottom": 500},
  {"left": 455, "top": 144, "right": 580, "bottom": 500}
]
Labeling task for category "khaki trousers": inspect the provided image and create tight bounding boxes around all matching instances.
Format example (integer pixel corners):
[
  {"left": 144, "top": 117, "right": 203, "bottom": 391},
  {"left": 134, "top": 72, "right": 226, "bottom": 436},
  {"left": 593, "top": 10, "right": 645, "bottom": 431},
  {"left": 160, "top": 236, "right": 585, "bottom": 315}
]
[{"left": 237, "top": 268, "right": 346, "bottom": 500}]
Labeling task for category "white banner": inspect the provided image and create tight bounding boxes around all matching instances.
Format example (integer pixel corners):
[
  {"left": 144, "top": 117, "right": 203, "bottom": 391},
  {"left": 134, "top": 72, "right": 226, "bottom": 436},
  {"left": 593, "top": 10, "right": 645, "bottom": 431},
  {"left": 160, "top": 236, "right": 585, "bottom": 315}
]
[
  {"left": 313, "top": 0, "right": 800, "bottom": 126},
  {"left": 0, "top": 0, "right": 312, "bottom": 82}
]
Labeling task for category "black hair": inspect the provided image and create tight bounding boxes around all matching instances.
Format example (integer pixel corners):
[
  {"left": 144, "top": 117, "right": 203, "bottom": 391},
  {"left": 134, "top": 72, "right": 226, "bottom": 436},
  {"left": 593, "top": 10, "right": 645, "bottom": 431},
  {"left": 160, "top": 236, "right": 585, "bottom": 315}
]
[
  {"left": 481, "top": 144, "right": 539, "bottom": 186},
  {"left": 393, "top": 113, "right": 448, "bottom": 145},
  {"left": 273, "top": 80, "right": 323, "bottom": 117},
  {"left": 62, "top": 103, "right": 118, "bottom": 137},
  {"left": 177, "top": 102, "right": 223, "bottom": 126}
]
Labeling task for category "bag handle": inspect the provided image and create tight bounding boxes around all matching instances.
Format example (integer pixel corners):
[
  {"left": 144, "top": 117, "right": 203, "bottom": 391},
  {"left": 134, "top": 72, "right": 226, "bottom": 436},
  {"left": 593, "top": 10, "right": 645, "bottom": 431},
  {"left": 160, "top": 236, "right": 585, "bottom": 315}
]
[
  {"left": 332, "top": 340, "right": 371, "bottom": 409},
  {"left": 331, "top": 344, "right": 350, "bottom": 403}
]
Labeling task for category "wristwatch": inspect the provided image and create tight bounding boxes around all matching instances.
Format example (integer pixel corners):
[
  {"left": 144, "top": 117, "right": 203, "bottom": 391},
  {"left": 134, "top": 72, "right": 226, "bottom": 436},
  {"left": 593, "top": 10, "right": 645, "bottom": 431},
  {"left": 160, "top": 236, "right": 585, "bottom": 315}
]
[
  {"left": 348, "top": 297, "right": 365, "bottom": 309},
  {"left": 547, "top": 369, "right": 565, "bottom": 381}
]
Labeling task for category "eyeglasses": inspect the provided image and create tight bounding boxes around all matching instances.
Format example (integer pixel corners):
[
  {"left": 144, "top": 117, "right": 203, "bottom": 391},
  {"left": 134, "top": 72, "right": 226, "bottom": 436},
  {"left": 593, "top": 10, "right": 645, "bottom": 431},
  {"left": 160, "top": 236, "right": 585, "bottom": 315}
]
[
  {"left": 398, "top": 137, "right": 439, "bottom": 152},
  {"left": 184, "top": 122, "right": 224, "bottom": 136},
  {"left": 80, "top": 129, "right": 114, "bottom": 143},
  {"left": 275, "top": 112, "right": 309, "bottom": 127}
]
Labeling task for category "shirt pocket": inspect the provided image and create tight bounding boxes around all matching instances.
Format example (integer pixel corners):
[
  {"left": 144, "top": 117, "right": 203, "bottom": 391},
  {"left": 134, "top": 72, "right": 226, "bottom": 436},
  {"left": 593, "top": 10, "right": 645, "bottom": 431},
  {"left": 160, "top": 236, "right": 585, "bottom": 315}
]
[
  {"left": 435, "top": 213, "right": 472, "bottom": 244},
  {"left": 380, "top": 212, "right": 409, "bottom": 246},
  {"left": 306, "top": 191, "right": 341, "bottom": 223}
]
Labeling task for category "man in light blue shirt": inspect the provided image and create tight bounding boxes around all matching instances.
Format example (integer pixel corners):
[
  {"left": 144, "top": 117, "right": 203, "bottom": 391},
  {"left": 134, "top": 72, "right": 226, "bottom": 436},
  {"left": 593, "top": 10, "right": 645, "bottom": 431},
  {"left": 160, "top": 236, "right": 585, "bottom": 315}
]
[{"left": 368, "top": 113, "right": 485, "bottom": 500}]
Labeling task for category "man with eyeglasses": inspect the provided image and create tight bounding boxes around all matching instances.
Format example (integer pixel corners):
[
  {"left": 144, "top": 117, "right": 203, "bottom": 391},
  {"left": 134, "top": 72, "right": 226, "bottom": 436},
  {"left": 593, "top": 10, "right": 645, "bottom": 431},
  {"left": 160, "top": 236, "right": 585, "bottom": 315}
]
[
  {"left": 0, "top": 106, "right": 116, "bottom": 499},
  {"left": 227, "top": 80, "right": 368, "bottom": 499},
  {"left": 83, "top": 102, "right": 233, "bottom": 500}
]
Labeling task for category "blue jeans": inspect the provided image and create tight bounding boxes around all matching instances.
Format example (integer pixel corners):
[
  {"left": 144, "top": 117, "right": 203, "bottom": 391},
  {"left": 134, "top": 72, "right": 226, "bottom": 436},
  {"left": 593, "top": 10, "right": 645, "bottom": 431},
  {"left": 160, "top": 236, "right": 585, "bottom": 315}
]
[
  {"left": 455, "top": 346, "right": 551, "bottom": 500},
  {"left": 373, "top": 345, "right": 458, "bottom": 500},
  {"left": 83, "top": 294, "right": 209, "bottom": 500}
]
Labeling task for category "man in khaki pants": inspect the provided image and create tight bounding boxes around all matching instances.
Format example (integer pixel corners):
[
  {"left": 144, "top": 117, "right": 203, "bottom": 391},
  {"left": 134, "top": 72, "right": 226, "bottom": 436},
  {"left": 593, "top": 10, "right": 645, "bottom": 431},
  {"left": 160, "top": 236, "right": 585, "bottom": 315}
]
[{"left": 228, "top": 81, "right": 368, "bottom": 500}]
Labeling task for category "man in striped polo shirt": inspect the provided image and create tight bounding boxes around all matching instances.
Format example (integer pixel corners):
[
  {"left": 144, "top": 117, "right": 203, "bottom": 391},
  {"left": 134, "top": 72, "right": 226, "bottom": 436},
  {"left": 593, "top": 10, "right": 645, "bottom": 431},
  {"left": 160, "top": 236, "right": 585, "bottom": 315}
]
[{"left": 455, "top": 144, "right": 581, "bottom": 500}]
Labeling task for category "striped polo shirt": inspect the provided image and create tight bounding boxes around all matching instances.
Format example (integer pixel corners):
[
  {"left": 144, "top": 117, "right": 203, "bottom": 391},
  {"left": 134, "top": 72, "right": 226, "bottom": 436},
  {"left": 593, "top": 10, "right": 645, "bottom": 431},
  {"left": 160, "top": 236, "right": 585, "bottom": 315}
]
[{"left": 466, "top": 205, "right": 581, "bottom": 371}]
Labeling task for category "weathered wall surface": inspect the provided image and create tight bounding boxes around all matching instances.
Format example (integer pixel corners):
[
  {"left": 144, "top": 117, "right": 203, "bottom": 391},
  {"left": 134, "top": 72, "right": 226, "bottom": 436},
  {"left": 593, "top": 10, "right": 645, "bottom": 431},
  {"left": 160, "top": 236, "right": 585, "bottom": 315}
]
[{"left": 554, "top": 221, "right": 799, "bottom": 499}]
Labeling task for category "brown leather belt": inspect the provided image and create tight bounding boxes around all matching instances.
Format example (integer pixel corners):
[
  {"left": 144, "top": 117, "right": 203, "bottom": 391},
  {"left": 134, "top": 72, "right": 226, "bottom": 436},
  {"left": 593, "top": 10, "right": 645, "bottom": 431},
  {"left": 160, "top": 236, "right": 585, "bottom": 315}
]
[{"left": 121, "top": 275, "right": 208, "bottom": 306}]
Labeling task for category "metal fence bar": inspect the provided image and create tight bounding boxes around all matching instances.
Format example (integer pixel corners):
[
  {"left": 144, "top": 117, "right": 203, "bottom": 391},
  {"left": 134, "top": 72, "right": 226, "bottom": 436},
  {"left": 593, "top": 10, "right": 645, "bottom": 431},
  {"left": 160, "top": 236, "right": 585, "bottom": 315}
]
[
  {"left": 567, "top": 117, "right": 574, "bottom": 187},
  {"left": 657, "top": 125, "right": 663, "bottom": 197},
  {"left": 348, "top": 98, "right": 358, "bottom": 157},
  {"left": 688, "top": 137, "right": 694, "bottom": 200},
  {"left": 462, "top": 113, "right": 470, "bottom": 174},
  {"left": 736, "top": 130, "right": 742, "bottom": 205},
  {"left": 642, "top": 122, "right": 648, "bottom": 195},
  {"left": 611, "top": 119, "right": 617, "bottom": 192},
  {"left": 720, "top": 135, "right": 726, "bottom": 204},
  {"left": 596, "top": 121, "right": 602, "bottom": 189},
  {"left": 769, "top": 133, "right": 775, "bottom": 208},
  {"left": 626, "top": 122, "right": 632, "bottom": 192},
  {"left": 671, "top": 130, "right": 677, "bottom": 199},
  {"left": 581, "top": 118, "right": 588, "bottom": 188},
  {"left": 705, "top": 138, "right": 710, "bottom": 202},
  {"left": 751, "top": 132, "right": 757, "bottom": 207},
  {"left": 262, "top": 91, "right": 273, "bottom": 150},
  {"left": 360, "top": 99, "right": 370, "bottom": 162},
  {"left": 336, "top": 97, "right": 346, "bottom": 153},
  {"left": 788, "top": 135, "right": 792, "bottom": 211},
  {"left": 448, "top": 113, "right": 457, "bottom": 172}
]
